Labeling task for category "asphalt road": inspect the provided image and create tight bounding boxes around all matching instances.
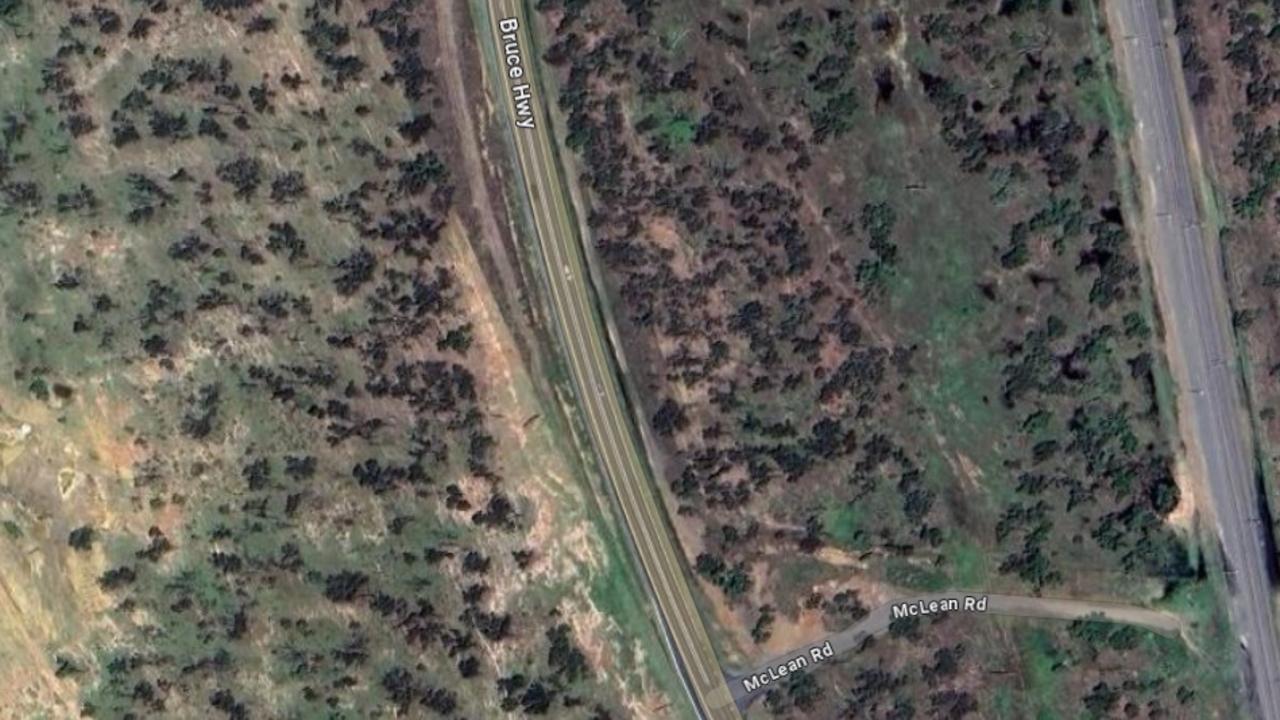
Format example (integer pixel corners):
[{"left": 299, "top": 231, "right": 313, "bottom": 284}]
[
  {"left": 728, "top": 591, "right": 1185, "bottom": 708},
  {"left": 1109, "top": 1, "right": 1280, "bottom": 716},
  {"left": 474, "top": 2, "right": 739, "bottom": 717},
  {"left": 472, "top": 0, "right": 1274, "bottom": 716}
]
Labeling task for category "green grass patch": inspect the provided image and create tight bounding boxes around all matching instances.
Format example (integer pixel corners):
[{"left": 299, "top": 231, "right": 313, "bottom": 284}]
[
  {"left": 990, "top": 684, "right": 1017, "bottom": 719},
  {"left": 1076, "top": 71, "right": 1132, "bottom": 139},
  {"left": 884, "top": 557, "right": 948, "bottom": 592},
  {"left": 589, "top": 525, "right": 694, "bottom": 716},
  {"left": 822, "top": 501, "right": 868, "bottom": 551},
  {"left": 1082, "top": 0, "right": 1133, "bottom": 141},
  {"left": 1150, "top": 580, "right": 1243, "bottom": 715},
  {"left": 941, "top": 535, "right": 990, "bottom": 588},
  {"left": 636, "top": 103, "right": 696, "bottom": 150},
  {"left": 890, "top": 218, "right": 1011, "bottom": 479},
  {"left": 1019, "top": 626, "right": 1065, "bottom": 720}
]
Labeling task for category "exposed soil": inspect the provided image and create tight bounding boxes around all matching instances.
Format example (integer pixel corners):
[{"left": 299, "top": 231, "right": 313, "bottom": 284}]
[{"left": 429, "top": 0, "right": 547, "bottom": 380}]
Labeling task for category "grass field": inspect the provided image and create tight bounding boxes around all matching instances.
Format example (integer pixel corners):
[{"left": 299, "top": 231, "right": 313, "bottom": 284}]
[
  {"left": 0, "top": 1, "right": 682, "bottom": 717},
  {"left": 530, "top": 0, "right": 1228, "bottom": 710}
]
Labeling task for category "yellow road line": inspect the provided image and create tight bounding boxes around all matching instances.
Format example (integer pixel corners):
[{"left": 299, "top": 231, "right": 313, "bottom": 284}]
[{"left": 480, "top": 1, "right": 737, "bottom": 716}]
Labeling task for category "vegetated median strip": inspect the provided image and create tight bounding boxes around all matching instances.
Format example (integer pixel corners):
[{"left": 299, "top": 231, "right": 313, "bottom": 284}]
[{"left": 728, "top": 591, "right": 1185, "bottom": 706}]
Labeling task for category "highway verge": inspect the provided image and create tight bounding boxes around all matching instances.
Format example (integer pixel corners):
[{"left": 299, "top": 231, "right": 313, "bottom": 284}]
[{"left": 471, "top": 1, "right": 740, "bottom": 717}]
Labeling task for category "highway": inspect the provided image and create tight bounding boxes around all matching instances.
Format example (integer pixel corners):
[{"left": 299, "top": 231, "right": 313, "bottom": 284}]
[
  {"left": 470, "top": 0, "right": 1269, "bottom": 716},
  {"left": 1108, "top": 1, "right": 1280, "bottom": 717},
  {"left": 472, "top": 1, "right": 739, "bottom": 717},
  {"left": 729, "top": 591, "right": 1186, "bottom": 708}
]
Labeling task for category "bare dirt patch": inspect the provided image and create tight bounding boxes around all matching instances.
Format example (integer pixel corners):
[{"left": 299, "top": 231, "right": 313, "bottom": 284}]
[
  {"left": 0, "top": 384, "right": 149, "bottom": 719},
  {"left": 429, "top": 0, "right": 534, "bottom": 354},
  {"left": 446, "top": 215, "right": 665, "bottom": 709},
  {"left": 1166, "top": 456, "right": 1198, "bottom": 531}
]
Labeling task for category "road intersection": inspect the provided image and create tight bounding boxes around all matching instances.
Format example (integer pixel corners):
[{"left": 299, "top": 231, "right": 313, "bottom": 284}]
[{"left": 472, "top": 1, "right": 1273, "bottom": 717}]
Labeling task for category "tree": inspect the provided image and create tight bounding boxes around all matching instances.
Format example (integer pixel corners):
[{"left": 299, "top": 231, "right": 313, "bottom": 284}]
[
  {"left": 270, "top": 171, "right": 306, "bottom": 203},
  {"left": 68, "top": 525, "right": 94, "bottom": 551},
  {"left": 651, "top": 397, "right": 688, "bottom": 436},
  {"left": 547, "top": 623, "right": 588, "bottom": 683},
  {"left": 216, "top": 156, "right": 263, "bottom": 199},
  {"left": 323, "top": 570, "right": 368, "bottom": 602},
  {"left": 1082, "top": 682, "right": 1119, "bottom": 716}
]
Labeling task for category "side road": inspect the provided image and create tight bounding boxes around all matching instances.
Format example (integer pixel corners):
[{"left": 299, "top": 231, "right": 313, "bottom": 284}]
[{"left": 728, "top": 590, "right": 1185, "bottom": 708}]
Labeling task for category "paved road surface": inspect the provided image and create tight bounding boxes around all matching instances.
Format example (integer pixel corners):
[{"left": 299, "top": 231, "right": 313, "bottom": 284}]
[
  {"left": 474, "top": 2, "right": 739, "bottom": 717},
  {"left": 728, "top": 591, "right": 1185, "bottom": 708},
  {"left": 1109, "top": 1, "right": 1280, "bottom": 717}
]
